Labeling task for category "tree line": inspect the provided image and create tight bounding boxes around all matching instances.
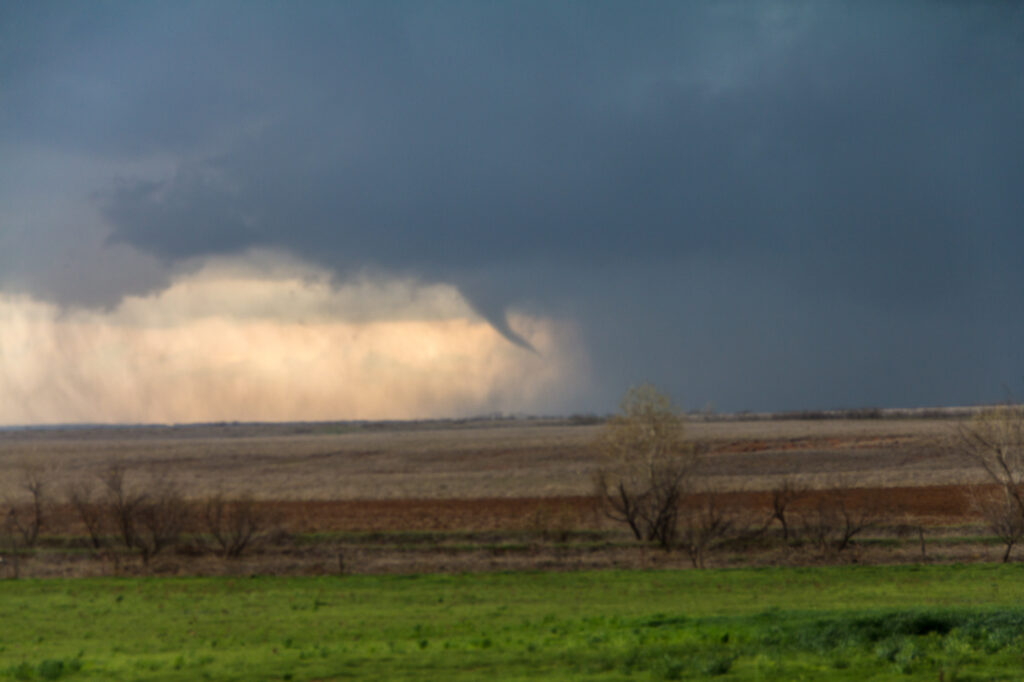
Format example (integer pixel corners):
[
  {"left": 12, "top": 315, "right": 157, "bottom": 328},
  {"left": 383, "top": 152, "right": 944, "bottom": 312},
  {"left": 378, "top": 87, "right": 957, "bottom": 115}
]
[
  {"left": 3, "top": 463, "right": 272, "bottom": 577},
  {"left": 594, "top": 385, "right": 1024, "bottom": 567},
  {"left": 4, "top": 387, "right": 1024, "bottom": 574}
]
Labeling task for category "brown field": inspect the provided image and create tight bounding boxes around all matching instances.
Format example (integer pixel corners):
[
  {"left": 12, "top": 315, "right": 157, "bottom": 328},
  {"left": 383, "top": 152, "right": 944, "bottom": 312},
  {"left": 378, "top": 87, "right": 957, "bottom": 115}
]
[
  {"left": 0, "top": 415, "right": 1006, "bottom": 576},
  {"left": 0, "top": 415, "right": 983, "bottom": 500}
]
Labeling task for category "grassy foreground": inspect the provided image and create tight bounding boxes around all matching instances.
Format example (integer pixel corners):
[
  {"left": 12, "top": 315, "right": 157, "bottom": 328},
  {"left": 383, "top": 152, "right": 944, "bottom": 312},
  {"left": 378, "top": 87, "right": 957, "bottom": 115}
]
[{"left": 2, "top": 565, "right": 1024, "bottom": 680}]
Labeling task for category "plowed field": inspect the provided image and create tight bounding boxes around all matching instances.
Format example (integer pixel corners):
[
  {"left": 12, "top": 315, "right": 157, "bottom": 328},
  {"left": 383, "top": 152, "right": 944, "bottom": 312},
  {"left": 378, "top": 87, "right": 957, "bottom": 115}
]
[
  {"left": 0, "top": 415, "right": 1008, "bottom": 577},
  {"left": 255, "top": 484, "right": 980, "bottom": 533}
]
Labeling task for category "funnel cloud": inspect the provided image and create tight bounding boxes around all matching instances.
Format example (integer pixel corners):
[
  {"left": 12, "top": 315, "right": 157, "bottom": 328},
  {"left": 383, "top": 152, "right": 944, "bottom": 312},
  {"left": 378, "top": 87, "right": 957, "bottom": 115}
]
[
  {"left": 2, "top": 2, "right": 1023, "bottom": 423},
  {"left": 0, "top": 261, "right": 585, "bottom": 424}
]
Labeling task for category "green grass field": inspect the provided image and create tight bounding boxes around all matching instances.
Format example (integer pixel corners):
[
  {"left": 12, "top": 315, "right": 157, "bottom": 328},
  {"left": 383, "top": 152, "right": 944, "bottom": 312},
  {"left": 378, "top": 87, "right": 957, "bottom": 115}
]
[{"left": 3, "top": 564, "right": 1024, "bottom": 680}]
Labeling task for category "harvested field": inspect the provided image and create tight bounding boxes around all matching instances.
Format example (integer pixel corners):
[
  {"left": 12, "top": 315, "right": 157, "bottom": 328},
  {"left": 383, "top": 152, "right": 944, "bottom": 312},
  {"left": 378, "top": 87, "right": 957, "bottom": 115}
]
[
  {"left": 0, "top": 415, "right": 1009, "bottom": 577},
  {"left": 0, "top": 416, "right": 983, "bottom": 501}
]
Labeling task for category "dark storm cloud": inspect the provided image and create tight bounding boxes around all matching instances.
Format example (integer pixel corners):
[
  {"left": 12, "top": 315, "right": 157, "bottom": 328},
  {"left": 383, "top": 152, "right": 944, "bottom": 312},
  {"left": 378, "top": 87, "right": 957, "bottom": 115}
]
[{"left": 5, "top": 1, "right": 1024, "bottom": 411}]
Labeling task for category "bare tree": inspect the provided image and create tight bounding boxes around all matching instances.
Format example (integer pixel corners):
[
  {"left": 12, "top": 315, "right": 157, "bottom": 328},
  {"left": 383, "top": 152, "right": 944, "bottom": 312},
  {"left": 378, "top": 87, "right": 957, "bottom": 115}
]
[
  {"left": 676, "top": 492, "right": 733, "bottom": 568},
  {"left": 959, "top": 406, "right": 1024, "bottom": 561},
  {"left": 594, "top": 385, "right": 698, "bottom": 550},
  {"left": 203, "top": 493, "right": 270, "bottom": 558},
  {"left": 66, "top": 480, "right": 106, "bottom": 549},
  {"left": 7, "top": 465, "right": 49, "bottom": 547},
  {"left": 132, "top": 478, "right": 187, "bottom": 564},
  {"left": 768, "top": 477, "right": 806, "bottom": 543},
  {"left": 971, "top": 486, "right": 1024, "bottom": 562},
  {"left": 0, "top": 464, "right": 51, "bottom": 578},
  {"left": 960, "top": 406, "right": 1024, "bottom": 493},
  {"left": 100, "top": 464, "right": 186, "bottom": 564},
  {"left": 101, "top": 463, "right": 145, "bottom": 552},
  {"left": 800, "top": 481, "right": 887, "bottom": 554}
]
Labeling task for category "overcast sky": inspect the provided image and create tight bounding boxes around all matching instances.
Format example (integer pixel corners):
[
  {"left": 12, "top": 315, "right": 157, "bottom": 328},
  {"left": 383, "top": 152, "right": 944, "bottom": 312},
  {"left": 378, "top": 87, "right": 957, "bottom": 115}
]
[{"left": 2, "top": 1, "right": 1023, "bottom": 424}]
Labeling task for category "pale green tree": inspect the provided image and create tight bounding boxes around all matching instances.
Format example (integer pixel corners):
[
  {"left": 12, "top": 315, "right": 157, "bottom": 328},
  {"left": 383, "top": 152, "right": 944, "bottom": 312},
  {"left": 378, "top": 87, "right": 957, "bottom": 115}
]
[{"left": 593, "top": 385, "right": 697, "bottom": 550}]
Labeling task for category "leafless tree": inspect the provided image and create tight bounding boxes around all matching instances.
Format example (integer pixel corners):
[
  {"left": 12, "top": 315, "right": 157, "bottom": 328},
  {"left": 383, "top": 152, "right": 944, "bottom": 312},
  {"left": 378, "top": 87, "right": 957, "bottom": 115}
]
[
  {"left": 100, "top": 463, "right": 186, "bottom": 564},
  {"left": 133, "top": 478, "right": 187, "bottom": 564},
  {"left": 203, "top": 493, "right": 270, "bottom": 558},
  {"left": 593, "top": 385, "right": 698, "bottom": 550},
  {"left": 7, "top": 464, "right": 49, "bottom": 547},
  {"left": 66, "top": 480, "right": 106, "bottom": 549},
  {"left": 800, "top": 481, "right": 888, "bottom": 554},
  {"left": 676, "top": 492, "right": 733, "bottom": 568},
  {"left": 971, "top": 486, "right": 1024, "bottom": 563},
  {"left": 959, "top": 406, "right": 1024, "bottom": 561},
  {"left": 960, "top": 406, "right": 1024, "bottom": 494},
  {"left": 768, "top": 477, "right": 806, "bottom": 543},
  {"left": 101, "top": 463, "right": 145, "bottom": 552}
]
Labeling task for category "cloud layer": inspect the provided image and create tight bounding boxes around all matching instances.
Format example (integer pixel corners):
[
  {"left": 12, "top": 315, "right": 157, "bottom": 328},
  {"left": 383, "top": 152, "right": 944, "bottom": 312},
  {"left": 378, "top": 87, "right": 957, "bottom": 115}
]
[{"left": 2, "top": 2, "right": 1024, "bottom": 420}]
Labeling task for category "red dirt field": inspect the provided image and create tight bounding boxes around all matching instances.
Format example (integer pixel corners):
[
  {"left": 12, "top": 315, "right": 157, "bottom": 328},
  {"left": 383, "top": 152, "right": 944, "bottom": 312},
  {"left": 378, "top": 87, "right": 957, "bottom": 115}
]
[
  {"left": 259, "top": 484, "right": 984, "bottom": 533},
  {"left": 36, "top": 485, "right": 983, "bottom": 537}
]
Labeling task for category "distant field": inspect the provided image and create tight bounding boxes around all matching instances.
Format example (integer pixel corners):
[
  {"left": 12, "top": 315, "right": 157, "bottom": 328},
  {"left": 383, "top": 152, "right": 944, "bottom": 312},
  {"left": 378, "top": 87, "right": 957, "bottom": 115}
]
[
  {"left": 0, "top": 414, "right": 1005, "bottom": 577},
  {"left": 0, "top": 415, "right": 982, "bottom": 501},
  {"left": 3, "top": 564, "right": 1024, "bottom": 680}
]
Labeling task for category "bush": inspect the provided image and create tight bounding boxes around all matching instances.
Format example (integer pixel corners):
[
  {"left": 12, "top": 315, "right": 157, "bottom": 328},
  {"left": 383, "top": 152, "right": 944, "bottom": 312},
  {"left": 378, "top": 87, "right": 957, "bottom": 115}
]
[
  {"left": 100, "top": 464, "right": 187, "bottom": 564},
  {"left": 203, "top": 493, "right": 272, "bottom": 558}
]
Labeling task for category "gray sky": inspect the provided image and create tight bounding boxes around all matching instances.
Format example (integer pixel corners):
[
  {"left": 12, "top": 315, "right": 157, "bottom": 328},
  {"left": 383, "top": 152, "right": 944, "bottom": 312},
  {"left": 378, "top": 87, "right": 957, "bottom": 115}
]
[{"left": 2, "top": 1, "right": 1023, "bottom": 423}]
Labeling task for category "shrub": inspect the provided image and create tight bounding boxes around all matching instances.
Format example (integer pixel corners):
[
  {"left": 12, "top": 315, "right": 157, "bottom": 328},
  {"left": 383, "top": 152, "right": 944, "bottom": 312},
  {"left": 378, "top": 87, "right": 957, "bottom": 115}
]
[
  {"left": 203, "top": 493, "right": 271, "bottom": 558},
  {"left": 100, "top": 463, "right": 187, "bottom": 564}
]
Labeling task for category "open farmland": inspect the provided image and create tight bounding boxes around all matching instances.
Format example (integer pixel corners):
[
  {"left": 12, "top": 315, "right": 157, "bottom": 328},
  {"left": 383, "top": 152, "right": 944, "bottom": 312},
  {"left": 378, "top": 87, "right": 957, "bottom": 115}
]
[
  {"left": 0, "top": 412, "right": 1011, "bottom": 577},
  {"left": 0, "top": 414, "right": 984, "bottom": 502}
]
